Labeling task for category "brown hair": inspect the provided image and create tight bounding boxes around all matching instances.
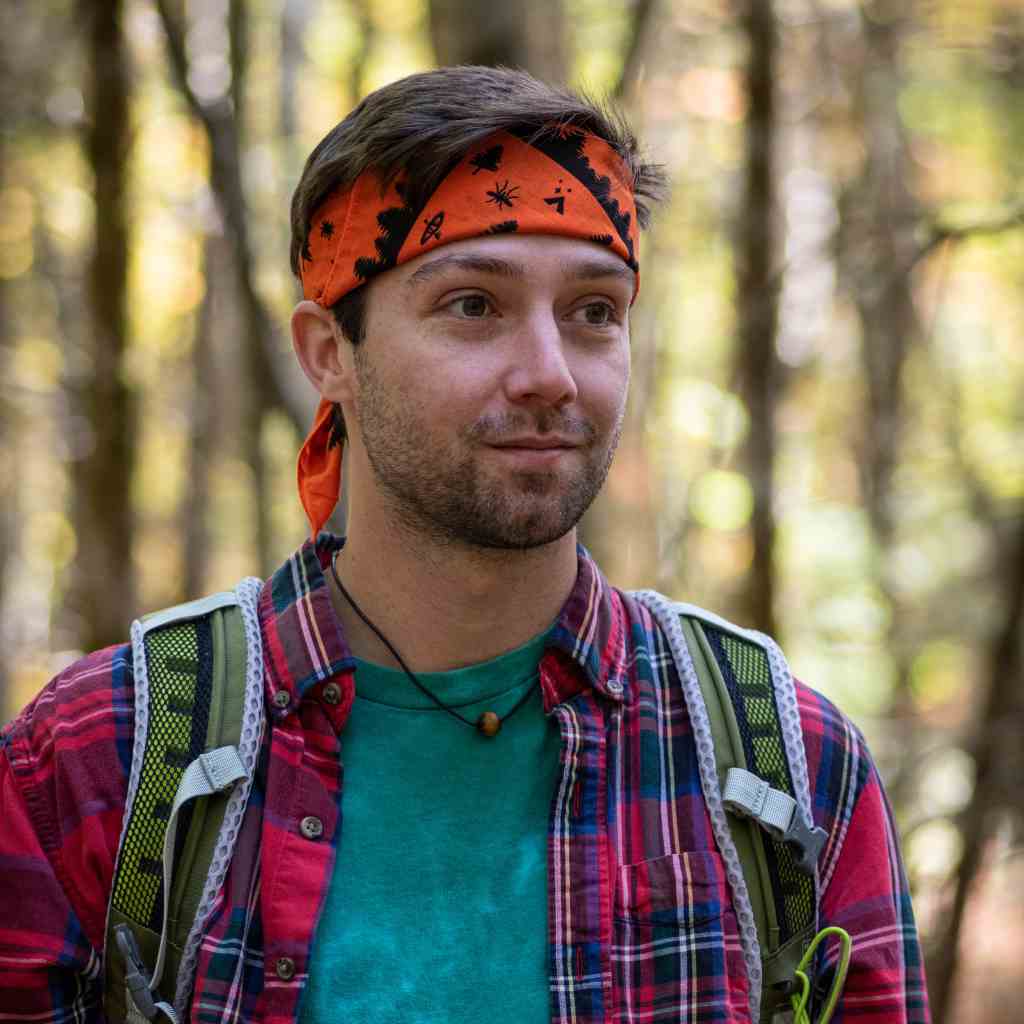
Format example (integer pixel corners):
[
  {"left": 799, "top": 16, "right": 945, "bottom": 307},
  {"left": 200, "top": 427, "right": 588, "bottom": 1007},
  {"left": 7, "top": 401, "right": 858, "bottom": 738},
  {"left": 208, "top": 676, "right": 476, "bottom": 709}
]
[{"left": 290, "top": 66, "right": 666, "bottom": 342}]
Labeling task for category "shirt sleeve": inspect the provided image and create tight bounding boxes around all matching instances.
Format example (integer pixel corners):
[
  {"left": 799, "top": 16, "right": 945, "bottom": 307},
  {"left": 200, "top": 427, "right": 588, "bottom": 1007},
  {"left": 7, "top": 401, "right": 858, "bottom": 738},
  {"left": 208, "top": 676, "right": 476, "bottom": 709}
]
[
  {"left": 798, "top": 682, "right": 931, "bottom": 1023},
  {"left": 0, "top": 644, "right": 134, "bottom": 1022}
]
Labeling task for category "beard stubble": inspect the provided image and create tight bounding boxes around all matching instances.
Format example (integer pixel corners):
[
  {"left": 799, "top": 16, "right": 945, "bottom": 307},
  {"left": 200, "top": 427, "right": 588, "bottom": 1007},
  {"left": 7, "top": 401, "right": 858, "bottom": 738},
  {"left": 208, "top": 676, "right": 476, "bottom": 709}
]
[{"left": 352, "top": 352, "right": 623, "bottom": 551}]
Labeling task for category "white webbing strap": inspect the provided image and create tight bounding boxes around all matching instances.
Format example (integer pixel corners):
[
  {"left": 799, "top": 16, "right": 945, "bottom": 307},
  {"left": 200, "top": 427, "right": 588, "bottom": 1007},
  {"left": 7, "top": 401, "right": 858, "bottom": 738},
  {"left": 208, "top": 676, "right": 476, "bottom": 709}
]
[
  {"left": 723, "top": 767, "right": 797, "bottom": 837},
  {"left": 723, "top": 766, "right": 827, "bottom": 875},
  {"left": 128, "top": 745, "right": 246, "bottom": 1021}
]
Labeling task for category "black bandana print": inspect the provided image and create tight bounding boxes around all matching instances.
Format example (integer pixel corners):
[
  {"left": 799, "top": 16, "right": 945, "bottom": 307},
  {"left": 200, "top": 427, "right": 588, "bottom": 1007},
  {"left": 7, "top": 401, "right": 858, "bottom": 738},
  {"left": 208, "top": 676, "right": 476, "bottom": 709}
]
[
  {"left": 420, "top": 210, "right": 445, "bottom": 245},
  {"left": 352, "top": 179, "right": 423, "bottom": 281},
  {"left": 485, "top": 180, "right": 520, "bottom": 209},
  {"left": 470, "top": 144, "right": 504, "bottom": 175},
  {"left": 511, "top": 126, "right": 636, "bottom": 270},
  {"left": 327, "top": 404, "right": 345, "bottom": 449}
]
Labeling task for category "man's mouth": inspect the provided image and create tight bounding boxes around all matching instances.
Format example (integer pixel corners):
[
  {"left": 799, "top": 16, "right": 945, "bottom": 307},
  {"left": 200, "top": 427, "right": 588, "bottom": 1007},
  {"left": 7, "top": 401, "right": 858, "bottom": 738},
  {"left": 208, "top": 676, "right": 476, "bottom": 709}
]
[{"left": 488, "top": 436, "right": 582, "bottom": 450}]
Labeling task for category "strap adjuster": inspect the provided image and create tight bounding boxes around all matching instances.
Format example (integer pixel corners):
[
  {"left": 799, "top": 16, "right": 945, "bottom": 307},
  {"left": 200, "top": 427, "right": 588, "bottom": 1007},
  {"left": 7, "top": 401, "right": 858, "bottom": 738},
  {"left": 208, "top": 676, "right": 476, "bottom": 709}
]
[
  {"left": 783, "top": 812, "right": 828, "bottom": 875},
  {"left": 115, "top": 924, "right": 160, "bottom": 1020},
  {"left": 723, "top": 767, "right": 827, "bottom": 876}
]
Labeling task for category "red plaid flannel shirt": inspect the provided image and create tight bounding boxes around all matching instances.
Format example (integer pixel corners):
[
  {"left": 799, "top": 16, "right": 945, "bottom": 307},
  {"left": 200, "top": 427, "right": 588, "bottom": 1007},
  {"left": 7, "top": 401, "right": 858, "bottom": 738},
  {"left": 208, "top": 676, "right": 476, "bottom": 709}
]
[{"left": 0, "top": 537, "right": 929, "bottom": 1022}]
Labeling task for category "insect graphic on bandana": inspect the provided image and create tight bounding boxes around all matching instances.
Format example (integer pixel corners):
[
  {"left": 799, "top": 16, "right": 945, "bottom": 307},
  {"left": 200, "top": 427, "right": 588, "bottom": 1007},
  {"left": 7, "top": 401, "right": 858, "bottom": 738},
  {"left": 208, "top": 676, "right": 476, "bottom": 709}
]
[
  {"left": 544, "top": 179, "right": 573, "bottom": 216},
  {"left": 470, "top": 145, "right": 504, "bottom": 175},
  {"left": 485, "top": 180, "right": 520, "bottom": 209},
  {"left": 420, "top": 210, "right": 445, "bottom": 245},
  {"left": 320, "top": 220, "right": 335, "bottom": 239}
]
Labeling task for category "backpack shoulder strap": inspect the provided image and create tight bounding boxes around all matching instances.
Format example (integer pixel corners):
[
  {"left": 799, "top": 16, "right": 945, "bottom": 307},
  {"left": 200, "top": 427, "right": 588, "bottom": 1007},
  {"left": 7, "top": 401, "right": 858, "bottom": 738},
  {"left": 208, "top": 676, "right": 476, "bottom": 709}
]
[
  {"left": 104, "top": 579, "right": 264, "bottom": 1023},
  {"left": 631, "top": 590, "right": 825, "bottom": 1023}
]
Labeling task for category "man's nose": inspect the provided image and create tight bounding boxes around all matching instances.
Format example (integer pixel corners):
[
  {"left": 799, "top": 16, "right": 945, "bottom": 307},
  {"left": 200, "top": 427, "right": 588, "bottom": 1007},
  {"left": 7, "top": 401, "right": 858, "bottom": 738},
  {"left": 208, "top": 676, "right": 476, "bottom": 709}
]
[{"left": 503, "top": 311, "right": 578, "bottom": 408}]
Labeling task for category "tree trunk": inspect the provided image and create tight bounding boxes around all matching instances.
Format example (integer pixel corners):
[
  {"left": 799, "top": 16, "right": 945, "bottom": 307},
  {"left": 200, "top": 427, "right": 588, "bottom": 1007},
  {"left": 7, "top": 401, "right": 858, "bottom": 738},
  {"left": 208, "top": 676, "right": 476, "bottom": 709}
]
[
  {"left": 228, "top": 0, "right": 272, "bottom": 575},
  {"left": 926, "top": 511, "right": 1024, "bottom": 1023},
  {"left": 428, "top": 0, "right": 565, "bottom": 83},
  {"left": 182, "top": 236, "right": 219, "bottom": 599},
  {"left": 69, "top": 0, "right": 136, "bottom": 651},
  {"left": 155, "top": 0, "right": 310, "bottom": 440},
  {"left": 279, "top": 0, "right": 316, "bottom": 186},
  {"left": 0, "top": 35, "right": 12, "bottom": 707},
  {"left": 613, "top": 0, "right": 658, "bottom": 101},
  {"left": 349, "top": 0, "right": 376, "bottom": 103},
  {"left": 836, "top": 1, "right": 922, "bottom": 798},
  {"left": 842, "top": 2, "right": 920, "bottom": 556},
  {"left": 734, "top": 0, "right": 781, "bottom": 636},
  {"left": 279, "top": 0, "right": 304, "bottom": 141},
  {"left": 157, "top": 0, "right": 297, "bottom": 575}
]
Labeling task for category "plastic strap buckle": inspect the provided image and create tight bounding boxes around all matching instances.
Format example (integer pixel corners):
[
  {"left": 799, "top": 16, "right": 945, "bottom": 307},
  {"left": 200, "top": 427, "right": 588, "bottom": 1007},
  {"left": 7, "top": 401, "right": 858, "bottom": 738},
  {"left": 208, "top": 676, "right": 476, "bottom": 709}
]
[
  {"left": 115, "top": 924, "right": 160, "bottom": 1021},
  {"left": 723, "top": 767, "right": 827, "bottom": 876},
  {"left": 783, "top": 813, "right": 828, "bottom": 876}
]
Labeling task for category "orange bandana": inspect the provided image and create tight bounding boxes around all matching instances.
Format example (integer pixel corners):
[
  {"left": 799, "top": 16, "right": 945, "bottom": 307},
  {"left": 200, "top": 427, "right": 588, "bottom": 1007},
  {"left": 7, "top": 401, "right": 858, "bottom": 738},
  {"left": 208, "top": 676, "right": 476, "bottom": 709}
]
[{"left": 296, "top": 126, "right": 639, "bottom": 538}]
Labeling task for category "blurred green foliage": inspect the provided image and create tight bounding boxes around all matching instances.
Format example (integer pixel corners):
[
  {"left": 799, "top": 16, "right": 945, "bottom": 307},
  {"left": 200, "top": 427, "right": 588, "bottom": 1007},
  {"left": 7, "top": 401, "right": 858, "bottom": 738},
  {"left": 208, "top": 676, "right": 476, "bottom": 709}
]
[{"left": 1, "top": 1, "right": 1022, "bottom": 1018}]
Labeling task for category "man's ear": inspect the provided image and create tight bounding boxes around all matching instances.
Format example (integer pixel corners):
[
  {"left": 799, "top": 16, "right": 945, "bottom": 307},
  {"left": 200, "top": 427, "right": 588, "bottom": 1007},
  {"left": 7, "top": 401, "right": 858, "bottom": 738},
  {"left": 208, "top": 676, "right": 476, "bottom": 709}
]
[{"left": 291, "top": 299, "right": 355, "bottom": 404}]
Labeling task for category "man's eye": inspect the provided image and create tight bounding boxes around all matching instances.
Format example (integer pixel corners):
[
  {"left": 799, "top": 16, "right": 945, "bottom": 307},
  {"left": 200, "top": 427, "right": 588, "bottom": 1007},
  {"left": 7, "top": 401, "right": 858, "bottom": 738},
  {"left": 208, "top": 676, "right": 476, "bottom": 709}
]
[
  {"left": 450, "top": 295, "right": 491, "bottom": 318},
  {"left": 576, "top": 302, "right": 616, "bottom": 326}
]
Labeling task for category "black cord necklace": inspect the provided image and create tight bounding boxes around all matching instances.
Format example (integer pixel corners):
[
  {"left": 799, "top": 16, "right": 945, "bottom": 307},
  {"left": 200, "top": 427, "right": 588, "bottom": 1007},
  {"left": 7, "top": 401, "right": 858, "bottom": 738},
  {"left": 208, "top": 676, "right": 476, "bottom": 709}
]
[{"left": 329, "top": 553, "right": 538, "bottom": 737}]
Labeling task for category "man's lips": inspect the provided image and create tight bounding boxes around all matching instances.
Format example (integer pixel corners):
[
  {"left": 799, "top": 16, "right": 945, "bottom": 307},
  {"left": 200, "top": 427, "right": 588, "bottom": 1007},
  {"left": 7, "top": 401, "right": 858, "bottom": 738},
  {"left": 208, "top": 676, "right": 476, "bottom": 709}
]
[
  {"left": 488, "top": 436, "right": 583, "bottom": 450},
  {"left": 485, "top": 438, "right": 583, "bottom": 469}
]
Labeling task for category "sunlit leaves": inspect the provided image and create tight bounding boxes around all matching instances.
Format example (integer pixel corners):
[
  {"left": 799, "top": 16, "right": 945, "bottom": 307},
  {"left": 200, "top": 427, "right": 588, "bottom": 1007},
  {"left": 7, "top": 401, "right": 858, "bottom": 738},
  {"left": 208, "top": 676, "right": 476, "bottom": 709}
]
[
  {"left": 690, "top": 469, "right": 753, "bottom": 530},
  {"left": 11, "top": 338, "right": 62, "bottom": 394},
  {"left": 667, "top": 378, "right": 748, "bottom": 448},
  {"left": 911, "top": 640, "right": 977, "bottom": 714}
]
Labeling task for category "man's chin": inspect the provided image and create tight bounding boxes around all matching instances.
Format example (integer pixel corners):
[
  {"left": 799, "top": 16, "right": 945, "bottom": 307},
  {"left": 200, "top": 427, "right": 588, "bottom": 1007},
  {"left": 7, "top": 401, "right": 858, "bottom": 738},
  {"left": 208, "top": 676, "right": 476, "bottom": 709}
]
[
  {"left": 458, "top": 498, "right": 588, "bottom": 551},
  {"left": 463, "top": 528, "right": 574, "bottom": 552}
]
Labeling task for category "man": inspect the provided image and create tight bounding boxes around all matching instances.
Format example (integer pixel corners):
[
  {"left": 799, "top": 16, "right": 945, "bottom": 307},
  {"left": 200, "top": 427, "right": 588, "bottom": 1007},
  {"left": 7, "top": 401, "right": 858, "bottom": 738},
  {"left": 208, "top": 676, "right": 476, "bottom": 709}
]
[{"left": 0, "top": 66, "right": 928, "bottom": 1023}]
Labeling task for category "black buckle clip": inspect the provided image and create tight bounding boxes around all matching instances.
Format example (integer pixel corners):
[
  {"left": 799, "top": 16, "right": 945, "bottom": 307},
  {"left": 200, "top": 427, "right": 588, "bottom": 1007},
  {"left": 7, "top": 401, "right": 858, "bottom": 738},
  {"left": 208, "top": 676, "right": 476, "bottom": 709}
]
[
  {"left": 114, "top": 924, "right": 160, "bottom": 1021},
  {"left": 784, "top": 815, "right": 828, "bottom": 876}
]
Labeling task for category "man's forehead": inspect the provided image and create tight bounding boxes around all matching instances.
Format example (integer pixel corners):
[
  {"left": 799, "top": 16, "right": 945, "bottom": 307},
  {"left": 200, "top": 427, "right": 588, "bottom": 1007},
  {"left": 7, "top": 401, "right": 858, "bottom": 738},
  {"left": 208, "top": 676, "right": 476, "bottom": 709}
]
[{"left": 401, "top": 236, "right": 637, "bottom": 290}]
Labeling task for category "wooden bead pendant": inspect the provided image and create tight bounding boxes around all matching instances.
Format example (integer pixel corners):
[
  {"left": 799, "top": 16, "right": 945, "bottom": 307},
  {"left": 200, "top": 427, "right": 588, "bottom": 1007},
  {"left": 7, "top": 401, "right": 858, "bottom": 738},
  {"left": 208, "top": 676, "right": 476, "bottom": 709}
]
[{"left": 476, "top": 711, "right": 502, "bottom": 737}]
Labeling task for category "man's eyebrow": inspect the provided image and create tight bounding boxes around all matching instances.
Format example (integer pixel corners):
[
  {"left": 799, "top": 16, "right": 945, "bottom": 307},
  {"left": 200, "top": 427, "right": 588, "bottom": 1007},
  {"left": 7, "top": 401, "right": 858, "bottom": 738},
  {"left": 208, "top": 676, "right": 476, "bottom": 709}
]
[
  {"left": 405, "top": 254, "right": 526, "bottom": 287},
  {"left": 566, "top": 258, "right": 636, "bottom": 286}
]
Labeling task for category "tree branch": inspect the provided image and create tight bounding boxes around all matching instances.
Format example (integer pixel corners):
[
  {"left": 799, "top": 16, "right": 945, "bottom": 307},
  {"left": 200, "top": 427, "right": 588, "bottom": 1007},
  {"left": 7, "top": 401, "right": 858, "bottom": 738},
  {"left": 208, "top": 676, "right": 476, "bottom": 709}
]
[
  {"left": 155, "top": 0, "right": 310, "bottom": 437},
  {"left": 912, "top": 199, "right": 1024, "bottom": 268},
  {"left": 613, "top": 0, "right": 658, "bottom": 101}
]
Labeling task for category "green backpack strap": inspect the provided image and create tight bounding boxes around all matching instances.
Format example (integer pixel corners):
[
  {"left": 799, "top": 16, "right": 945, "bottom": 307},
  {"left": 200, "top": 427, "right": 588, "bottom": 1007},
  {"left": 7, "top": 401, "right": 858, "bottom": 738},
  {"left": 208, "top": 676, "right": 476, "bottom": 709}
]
[
  {"left": 677, "top": 609, "right": 826, "bottom": 1022},
  {"left": 630, "top": 589, "right": 828, "bottom": 1022},
  {"left": 104, "top": 584, "right": 262, "bottom": 1023}
]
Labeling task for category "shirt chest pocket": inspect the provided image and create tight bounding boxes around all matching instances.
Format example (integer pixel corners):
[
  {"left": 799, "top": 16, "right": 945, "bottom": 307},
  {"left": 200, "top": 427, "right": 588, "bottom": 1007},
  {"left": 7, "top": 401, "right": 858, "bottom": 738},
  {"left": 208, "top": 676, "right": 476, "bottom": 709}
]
[{"left": 611, "top": 850, "right": 751, "bottom": 1023}]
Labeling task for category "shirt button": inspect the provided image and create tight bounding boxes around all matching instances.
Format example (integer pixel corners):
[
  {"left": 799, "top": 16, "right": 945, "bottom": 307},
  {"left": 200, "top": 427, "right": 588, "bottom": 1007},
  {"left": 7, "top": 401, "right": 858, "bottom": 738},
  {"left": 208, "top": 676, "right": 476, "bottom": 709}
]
[
  {"left": 322, "top": 681, "right": 341, "bottom": 705},
  {"left": 275, "top": 956, "right": 296, "bottom": 981},
  {"left": 272, "top": 690, "right": 291, "bottom": 709},
  {"left": 300, "top": 815, "right": 324, "bottom": 840},
  {"left": 607, "top": 679, "right": 624, "bottom": 695}
]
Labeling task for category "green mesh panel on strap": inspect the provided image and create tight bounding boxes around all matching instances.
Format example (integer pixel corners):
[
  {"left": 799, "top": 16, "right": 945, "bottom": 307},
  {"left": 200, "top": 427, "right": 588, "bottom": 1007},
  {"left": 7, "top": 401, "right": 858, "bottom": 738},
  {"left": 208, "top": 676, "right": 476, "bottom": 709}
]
[
  {"left": 111, "top": 618, "right": 213, "bottom": 931},
  {"left": 105, "top": 596, "right": 250, "bottom": 1023},
  {"left": 702, "top": 624, "right": 815, "bottom": 951}
]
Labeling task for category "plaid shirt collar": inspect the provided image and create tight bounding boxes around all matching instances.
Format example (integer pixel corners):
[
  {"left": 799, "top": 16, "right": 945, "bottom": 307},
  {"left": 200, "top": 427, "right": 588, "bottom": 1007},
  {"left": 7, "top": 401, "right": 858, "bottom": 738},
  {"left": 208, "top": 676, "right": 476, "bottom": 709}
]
[{"left": 257, "top": 533, "right": 627, "bottom": 734}]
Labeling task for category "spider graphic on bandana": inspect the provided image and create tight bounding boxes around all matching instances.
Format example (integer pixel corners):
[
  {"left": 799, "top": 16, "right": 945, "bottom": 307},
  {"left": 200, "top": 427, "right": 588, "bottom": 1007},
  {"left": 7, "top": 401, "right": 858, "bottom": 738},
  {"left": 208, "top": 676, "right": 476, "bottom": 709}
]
[{"left": 485, "top": 180, "right": 520, "bottom": 209}]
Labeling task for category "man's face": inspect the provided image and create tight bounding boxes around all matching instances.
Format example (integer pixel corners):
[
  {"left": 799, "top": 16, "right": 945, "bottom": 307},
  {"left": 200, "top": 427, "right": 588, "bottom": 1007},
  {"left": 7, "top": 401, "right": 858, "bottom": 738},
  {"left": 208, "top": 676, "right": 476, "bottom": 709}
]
[{"left": 345, "top": 233, "right": 634, "bottom": 550}]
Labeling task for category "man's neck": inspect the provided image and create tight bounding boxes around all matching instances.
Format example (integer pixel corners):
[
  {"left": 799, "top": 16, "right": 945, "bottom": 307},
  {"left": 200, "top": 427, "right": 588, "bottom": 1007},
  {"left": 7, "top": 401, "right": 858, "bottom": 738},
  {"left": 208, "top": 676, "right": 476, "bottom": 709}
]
[{"left": 327, "top": 517, "right": 578, "bottom": 674}]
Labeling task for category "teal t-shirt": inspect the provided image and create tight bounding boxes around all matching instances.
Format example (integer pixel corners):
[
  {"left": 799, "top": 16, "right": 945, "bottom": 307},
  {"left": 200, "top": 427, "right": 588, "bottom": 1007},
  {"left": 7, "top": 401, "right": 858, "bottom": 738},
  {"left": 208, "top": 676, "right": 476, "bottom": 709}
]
[{"left": 300, "top": 627, "right": 561, "bottom": 1024}]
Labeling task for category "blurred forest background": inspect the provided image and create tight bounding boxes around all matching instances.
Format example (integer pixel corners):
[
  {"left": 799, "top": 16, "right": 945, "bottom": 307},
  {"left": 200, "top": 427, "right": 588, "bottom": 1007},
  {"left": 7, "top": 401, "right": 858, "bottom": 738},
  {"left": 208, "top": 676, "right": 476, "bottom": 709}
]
[{"left": 1, "top": 0, "right": 1022, "bottom": 1018}]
